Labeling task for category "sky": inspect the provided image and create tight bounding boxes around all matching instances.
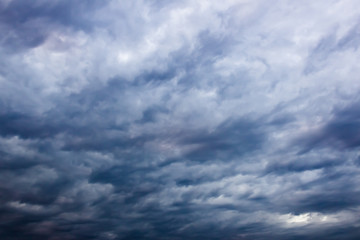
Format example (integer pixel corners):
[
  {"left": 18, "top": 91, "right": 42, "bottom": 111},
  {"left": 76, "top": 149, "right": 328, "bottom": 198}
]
[{"left": 1, "top": 0, "right": 360, "bottom": 239}]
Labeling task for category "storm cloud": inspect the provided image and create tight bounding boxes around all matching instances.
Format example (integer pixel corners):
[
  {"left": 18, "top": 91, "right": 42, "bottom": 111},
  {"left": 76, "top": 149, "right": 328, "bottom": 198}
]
[{"left": 1, "top": 0, "right": 360, "bottom": 239}]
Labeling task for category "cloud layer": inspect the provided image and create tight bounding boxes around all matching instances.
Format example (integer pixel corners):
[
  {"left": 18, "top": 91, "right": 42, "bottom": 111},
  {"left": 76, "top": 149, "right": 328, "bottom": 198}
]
[{"left": 1, "top": 0, "right": 360, "bottom": 239}]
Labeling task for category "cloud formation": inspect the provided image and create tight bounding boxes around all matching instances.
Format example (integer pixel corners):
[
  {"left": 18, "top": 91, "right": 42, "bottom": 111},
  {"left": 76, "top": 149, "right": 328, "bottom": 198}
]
[{"left": 1, "top": 0, "right": 360, "bottom": 239}]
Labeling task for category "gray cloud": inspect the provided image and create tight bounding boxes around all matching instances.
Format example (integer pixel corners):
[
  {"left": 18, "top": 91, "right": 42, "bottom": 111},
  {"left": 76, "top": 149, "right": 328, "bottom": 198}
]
[
  {"left": 1, "top": 0, "right": 360, "bottom": 239},
  {"left": 296, "top": 100, "right": 360, "bottom": 152},
  {"left": 0, "top": 0, "right": 107, "bottom": 51}
]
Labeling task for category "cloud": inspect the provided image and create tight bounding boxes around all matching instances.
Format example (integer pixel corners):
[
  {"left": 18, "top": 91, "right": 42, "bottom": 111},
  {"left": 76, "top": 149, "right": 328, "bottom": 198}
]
[
  {"left": 1, "top": 0, "right": 360, "bottom": 239},
  {"left": 0, "top": 0, "right": 107, "bottom": 51},
  {"left": 296, "top": 100, "right": 360, "bottom": 152}
]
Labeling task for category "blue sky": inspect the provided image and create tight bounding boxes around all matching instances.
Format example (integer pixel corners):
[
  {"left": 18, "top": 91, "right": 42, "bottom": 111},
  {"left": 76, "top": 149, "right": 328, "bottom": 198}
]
[{"left": 1, "top": 0, "right": 360, "bottom": 239}]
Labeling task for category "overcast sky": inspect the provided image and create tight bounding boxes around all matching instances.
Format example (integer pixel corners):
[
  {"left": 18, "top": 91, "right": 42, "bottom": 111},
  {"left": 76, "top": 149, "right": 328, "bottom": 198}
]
[{"left": 1, "top": 0, "right": 360, "bottom": 239}]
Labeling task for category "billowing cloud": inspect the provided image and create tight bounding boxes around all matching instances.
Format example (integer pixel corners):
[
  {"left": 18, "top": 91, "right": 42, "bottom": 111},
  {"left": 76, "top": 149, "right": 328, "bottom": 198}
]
[{"left": 1, "top": 0, "right": 360, "bottom": 239}]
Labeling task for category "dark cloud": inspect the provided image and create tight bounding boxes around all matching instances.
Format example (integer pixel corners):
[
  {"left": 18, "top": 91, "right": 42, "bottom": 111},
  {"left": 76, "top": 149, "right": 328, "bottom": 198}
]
[
  {"left": 297, "top": 101, "right": 360, "bottom": 152},
  {"left": 265, "top": 157, "right": 341, "bottom": 174},
  {"left": 0, "top": 0, "right": 107, "bottom": 51},
  {"left": 1, "top": 0, "right": 360, "bottom": 239},
  {"left": 181, "top": 119, "right": 265, "bottom": 162},
  {"left": 0, "top": 111, "right": 60, "bottom": 139}
]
